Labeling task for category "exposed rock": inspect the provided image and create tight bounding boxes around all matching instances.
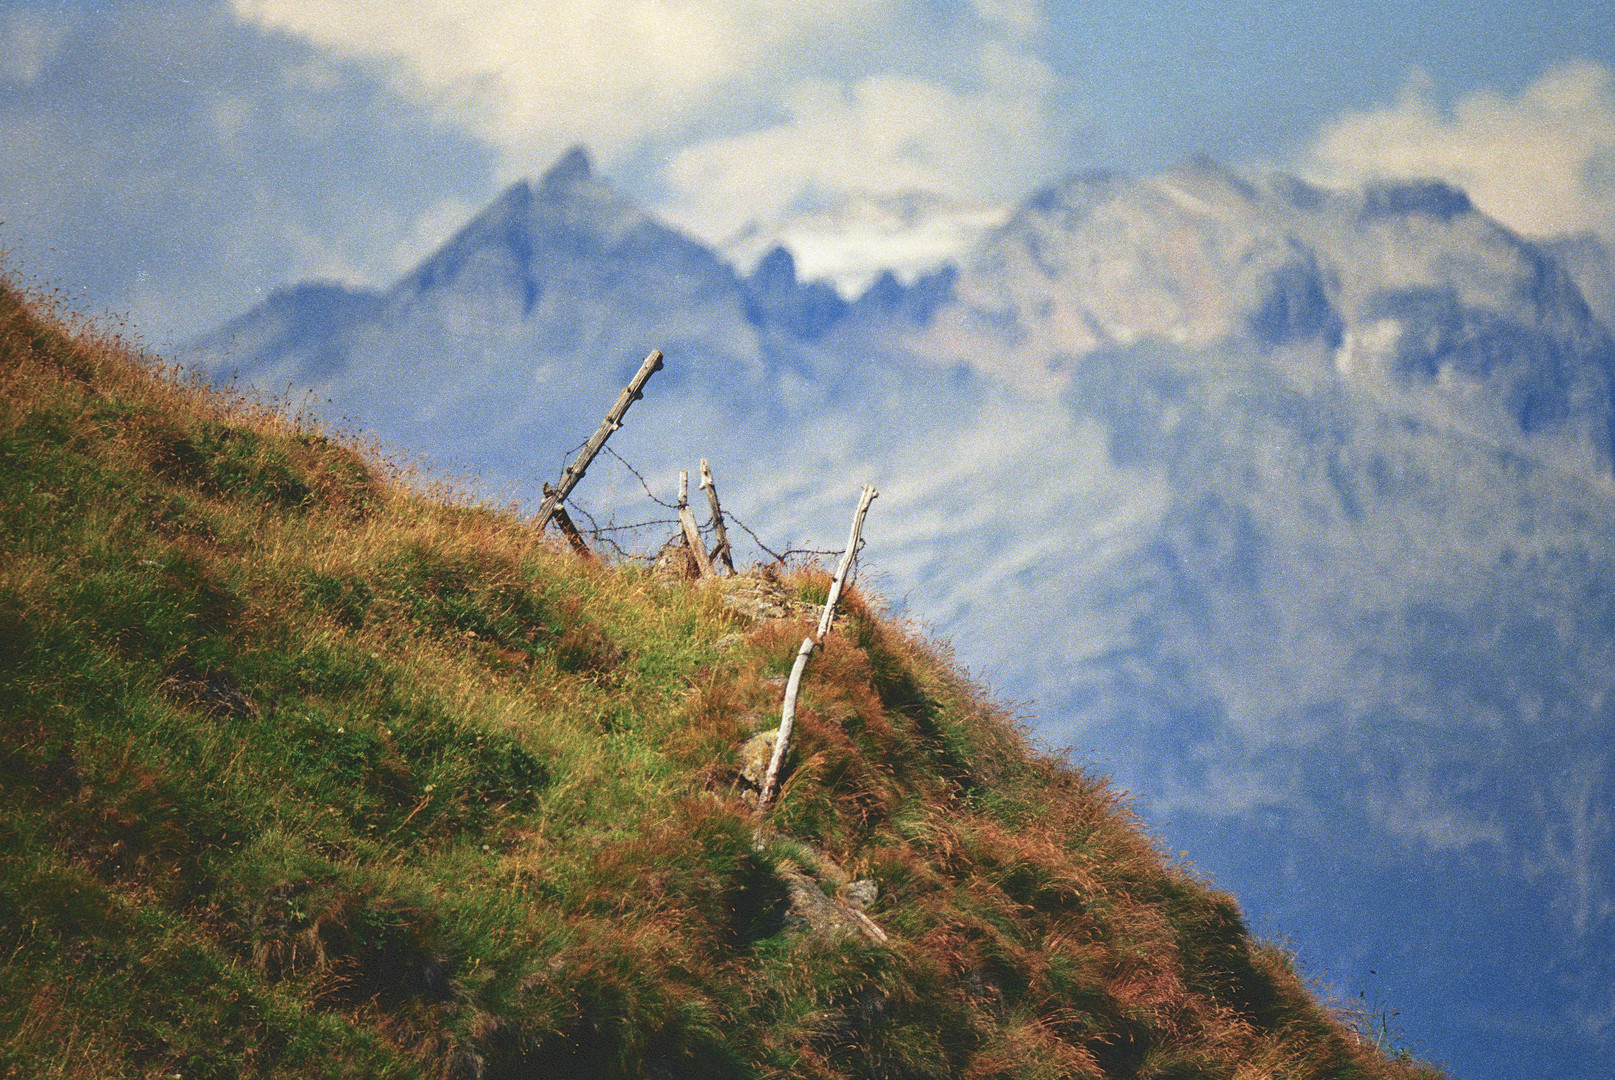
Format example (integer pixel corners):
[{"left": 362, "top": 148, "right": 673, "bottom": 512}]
[
  {"left": 778, "top": 861, "right": 870, "bottom": 939},
  {"left": 714, "top": 632, "right": 745, "bottom": 653},
  {"left": 716, "top": 571, "right": 817, "bottom": 624},
  {"left": 652, "top": 534, "right": 699, "bottom": 579},
  {"left": 160, "top": 664, "right": 259, "bottom": 719},
  {"left": 778, "top": 858, "right": 891, "bottom": 942},
  {"left": 842, "top": 879, "right": 878, "bottom": 910},
  {"left": 737, "top": 729, "right": 778, "bottom": 791}
]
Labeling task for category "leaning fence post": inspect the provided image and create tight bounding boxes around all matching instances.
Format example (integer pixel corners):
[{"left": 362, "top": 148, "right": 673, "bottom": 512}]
[
  {"left": 535, "top": 349, "right": 664, "bottom": 532},
  {"left": 756, "top": 484, "right": 878, "bottom": 814},
  {"left": 698, "top": 459, "right": 735, "bottom": 573},
  {"left": 677, "top": 471, "right": 715, "bottom": 578},
  {"left": 817, "top": 484, "right": 878, "bottom": 640},
  {"left": 542, "top": 483, "right": 594, "bottom": 559}
]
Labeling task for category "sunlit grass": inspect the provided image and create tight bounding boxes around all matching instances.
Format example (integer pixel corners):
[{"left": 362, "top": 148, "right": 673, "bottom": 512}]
[{"left": 0, "top": 275, "right": 1445, "bottom": 1079}]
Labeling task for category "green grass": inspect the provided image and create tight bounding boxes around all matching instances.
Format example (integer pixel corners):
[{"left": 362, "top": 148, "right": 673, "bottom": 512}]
[{"left": 0, "top": 276, "right": 1446, "bottom": 1079}]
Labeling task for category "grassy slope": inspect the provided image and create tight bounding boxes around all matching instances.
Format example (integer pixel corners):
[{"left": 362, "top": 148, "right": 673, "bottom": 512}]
[{"left": 0, "top": 279, "right": 1444, "bottom": 1080}]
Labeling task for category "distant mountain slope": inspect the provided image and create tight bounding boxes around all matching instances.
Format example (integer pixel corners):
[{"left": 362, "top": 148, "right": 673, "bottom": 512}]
[
  {"left": 185, "top": 148, "right": 1615, "bottom": 1080},
  {"left": 1545, "top": 230, "right": 1615, "bottom": 333},
  {"left": 916, "top": 159, "right": 1615, "bottom": 478},
  {"left": 879, "top": 160, "right": 1615, "bottom": 1080},
  {"left": 187, "top": 147, "right": 946, "bottom": 474},
  {"left": 0, "top": 277, "right": 1444, "bottom": 1079}
]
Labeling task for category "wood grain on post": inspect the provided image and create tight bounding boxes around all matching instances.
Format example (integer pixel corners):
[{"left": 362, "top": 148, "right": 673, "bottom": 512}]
[
  {"left": 535, "top": 349, "right": 664, "bottom": 533},
  {"left": 677, "top": 470, "right": 715, "bottom": 578},
  {"left": 816, "top": 484, "right": 878, "bottom": 640},
  {"left": 756, "top": 483, "right": 879, "bottom": 814},
  {"left": 698, "top": 459, "right": 735, "bottom": 573},
  {"left": 542, "top": 484, "right": 593, "bottom": 559}
]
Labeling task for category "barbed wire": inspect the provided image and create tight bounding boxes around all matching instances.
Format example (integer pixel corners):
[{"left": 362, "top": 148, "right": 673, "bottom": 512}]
[
  {"left": 536, "top": 442, "right": 867, "bottom": 574},
  {"left": 720, "top": 507, "right": 851, "bottom": 566},
  {"left": 553, "top": 435, "right": 590, "bottom": 484},
  {"left": 603, "top": 445, "right": 680, "bottom": 510}
]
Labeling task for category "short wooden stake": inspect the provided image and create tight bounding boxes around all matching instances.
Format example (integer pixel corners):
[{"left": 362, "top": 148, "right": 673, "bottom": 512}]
[
  {"left": 677, "top": 470, "right": 715, "bottom": 578},
  {"left": 698, "top": 459, "right": 735, "bottom": 573},
  {"left": 535, "top": 349, "right": 663, "bottom": 533},
  {"left": 757, "top": 483, "right": 879, "bottom": 814}
]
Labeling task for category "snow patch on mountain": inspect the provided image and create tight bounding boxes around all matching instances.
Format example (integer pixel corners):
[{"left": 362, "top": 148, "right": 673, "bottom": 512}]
[{"left": 721, "top": 188, "right": 1010, "bottom": 299}]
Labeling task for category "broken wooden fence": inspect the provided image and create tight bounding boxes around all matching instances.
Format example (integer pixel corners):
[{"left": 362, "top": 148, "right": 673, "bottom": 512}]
[
  {"left": 531, "top": 353, "right": 886, "bottom": 813},
  {"left": 536, "top": 348, "right": 744, "bottom": 577},
  {"left": 699, "top": 459, "right": 735, "bottom": 573}
]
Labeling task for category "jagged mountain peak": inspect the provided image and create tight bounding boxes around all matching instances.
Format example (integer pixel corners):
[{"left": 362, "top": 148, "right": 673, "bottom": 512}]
[
  {"left": 1358, "top": 178, "right": 1474, "bottom": 222},
  {"left": 392, "top": 146, "right": 663, "bottom": 306},
  {"left": 541, "top": 143, "right": 595, "bottom": 188},
  {"left": 750, "top": 244, "right": 799, "bottom": 288}
]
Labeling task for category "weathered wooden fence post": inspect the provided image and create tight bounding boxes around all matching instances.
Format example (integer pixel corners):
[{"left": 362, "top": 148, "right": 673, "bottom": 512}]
[
  {"left": 535, "top": 349, "right": 664, "bottom": 533},
  {"left": 816, "top": 484, "right": 878, "bottom": 639},
  {"left": 756, "top": 484, "right": 879, "bottom": 813},
  {"left": 699, "top": 459, "right": 735, "bottom": 574},
  {"left": 541, "top": 483, "right": 594, "bottom": 559},
  {"left": 677, "top": 470, "right": 715, "bottom": 578}
]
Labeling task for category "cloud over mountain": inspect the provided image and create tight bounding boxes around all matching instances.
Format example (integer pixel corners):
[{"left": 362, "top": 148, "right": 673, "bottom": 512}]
[
  {"left": 233, "top": 0, "right": 1066, "bottom": 265},
  {"left": 1307, "top": 60, "right": 1615, "bottom": 246}
]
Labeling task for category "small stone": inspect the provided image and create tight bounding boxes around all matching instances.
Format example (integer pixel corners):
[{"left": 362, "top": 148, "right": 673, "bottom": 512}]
[
  {"left": 843, "top": 879, "right": 878, "bottom": 910},
  {"left": 653, "top": 536, "right": 699, "bottom": 579},
  {"left": 716, "top": 571, "right": 799, "bottom": 623},
  {"left": 714, "top": 632, "right": 745, "bottom": 652}
]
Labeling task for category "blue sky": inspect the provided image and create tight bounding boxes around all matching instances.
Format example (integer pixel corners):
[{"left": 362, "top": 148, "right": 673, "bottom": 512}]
[{"left": 2, "top": 0, "right": 1613, "bottom": 342}]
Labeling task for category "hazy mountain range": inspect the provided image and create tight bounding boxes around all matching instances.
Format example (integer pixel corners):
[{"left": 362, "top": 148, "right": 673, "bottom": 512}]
[{"left": 186, "top": 147, "right": 1615, "bottom": 1080}]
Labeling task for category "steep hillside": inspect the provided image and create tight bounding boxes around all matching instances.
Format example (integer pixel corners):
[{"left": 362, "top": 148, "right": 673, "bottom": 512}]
[{"left": 0, "top": 280, "right": 1446, "bottom": 1079}]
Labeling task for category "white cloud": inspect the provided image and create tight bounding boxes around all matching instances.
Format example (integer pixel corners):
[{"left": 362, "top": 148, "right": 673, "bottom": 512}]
[
  {"left": 1306, "top": 61, "right": 1615, "bottom": 243},
  {"left": 720, "top": 189, "right": 1011, "bottom": 294},
  {"left": 232, "top": 0, "right": 1066, "bottom": 278},
  {"left": 236, "top": 0, "right": 917, "bottom": 158},
  {"left": 0, "top": 3, "right": 498, "bottom": 341},
  {"left": 661, "top": 41, "right": 1057, "bottom": 236}
]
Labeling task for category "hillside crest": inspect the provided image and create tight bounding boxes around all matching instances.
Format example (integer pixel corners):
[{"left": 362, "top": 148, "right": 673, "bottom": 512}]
[{"left": 0, "top": 278, "right": 1443, "bottom": 1079}]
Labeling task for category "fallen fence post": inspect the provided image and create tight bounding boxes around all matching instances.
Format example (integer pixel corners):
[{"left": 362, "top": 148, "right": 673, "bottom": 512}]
[
  {"left": 677, "top": 470, "right": 715, "bottom": 577},
  {"left": 542, "top": 483, "right": 594, "bottom": 559},
  {"left": 757, "top": 483, "right": 879, "bottom": 814},
  {"left": 535, "top": 349, "right": 664, "bottom": 532},
  {"left": 698, "top": 459, "right": 735, "bottom": 574}
]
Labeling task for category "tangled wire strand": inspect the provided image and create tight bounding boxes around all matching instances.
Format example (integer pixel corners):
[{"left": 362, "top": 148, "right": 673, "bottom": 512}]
[{"left": 540, "top": 445, "right": 860, "bottom": 569}]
